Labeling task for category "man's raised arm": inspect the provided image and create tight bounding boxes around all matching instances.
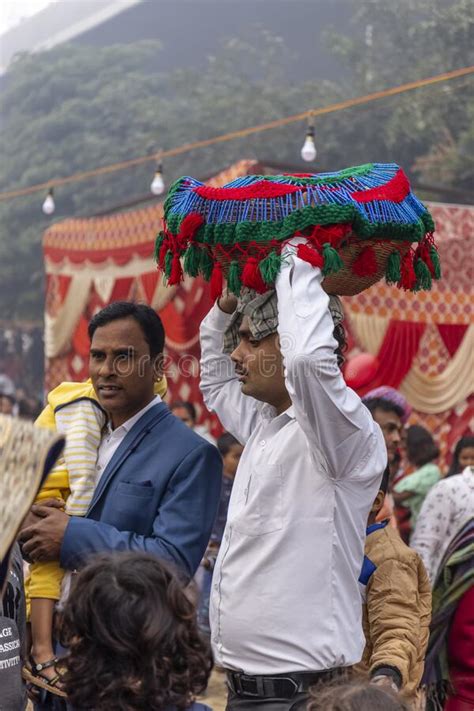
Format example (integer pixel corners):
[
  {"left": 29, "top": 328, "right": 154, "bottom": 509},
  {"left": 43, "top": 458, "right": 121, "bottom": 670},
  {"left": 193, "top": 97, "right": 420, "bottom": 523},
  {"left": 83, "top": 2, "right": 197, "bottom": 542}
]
[
  {"left": 276, "top": 247, "right": 386, "bottom": 481},
  {"left": 200, "top": 295, "right": 259, "bottom": 445}
]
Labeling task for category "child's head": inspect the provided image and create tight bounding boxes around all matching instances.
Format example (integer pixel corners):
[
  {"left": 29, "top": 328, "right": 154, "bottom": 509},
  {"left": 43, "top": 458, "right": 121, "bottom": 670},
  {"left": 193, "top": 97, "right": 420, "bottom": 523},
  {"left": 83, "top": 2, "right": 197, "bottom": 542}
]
[
  {"left": 60, "top": 552, "right": 212, "bottom": 711},
  {"left": 170, "top": 400, "right": 197, "bottom": 428},
  {"left": 368, "top": 465, "right": 390, "bottom": 524},
  {"left": 447, "top": 435, "right": 474, "bottom": 477},
  {"left": 406, "top": 424, "right": 439, "bottom": 468},
  {"left": 308, "top": 679, "right": 410, "bottom": 711},
  {"left": 217, "top": 432, "right": 243, "bottom": 479}
]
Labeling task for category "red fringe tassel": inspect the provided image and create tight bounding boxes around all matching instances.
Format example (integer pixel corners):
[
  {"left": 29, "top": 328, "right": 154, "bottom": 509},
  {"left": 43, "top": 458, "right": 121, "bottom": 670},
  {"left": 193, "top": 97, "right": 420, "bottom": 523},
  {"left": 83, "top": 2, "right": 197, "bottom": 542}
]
[
  {"left": 210, "top": 262, "right": 224, "bottom": 301},
  {"left": 398, "top": 251, "right": 416, "bottom": 290},
  {"left": 308, "top": 223, "right": 350, "bottom": 249},
  {"left": 241, "top": 257, "right": 267, "bottom": 293},
  {"left": 297, "top": 243, "right": 324, "bottom": 268},
  {"left": 179, "top": 213, "right": 205, "bottom": 243},
  {"left": 168, "top": 253, "right": 183, "bottom": 285},
  {"left": 158, "top": 241, "right": 168, "bottom": 270},
  {"left": 415, "top": 239, "right": 435, "bottom": 276}
]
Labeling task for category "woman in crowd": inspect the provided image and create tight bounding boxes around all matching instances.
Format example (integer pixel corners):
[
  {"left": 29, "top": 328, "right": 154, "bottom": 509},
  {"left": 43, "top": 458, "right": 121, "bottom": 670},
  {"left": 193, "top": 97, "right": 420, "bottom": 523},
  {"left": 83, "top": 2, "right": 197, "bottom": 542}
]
[
  {"left": 393, "top": 425, "right": 441, "bottom": 540},
  {"left": 412, "top": 453, "right": 474, "bottom": 711},
  {"left": 446, "top": 435, "right": 474, "bottom": 478},
  {"left": 60, "top": 552, "right": 212, "bottom": 711}
]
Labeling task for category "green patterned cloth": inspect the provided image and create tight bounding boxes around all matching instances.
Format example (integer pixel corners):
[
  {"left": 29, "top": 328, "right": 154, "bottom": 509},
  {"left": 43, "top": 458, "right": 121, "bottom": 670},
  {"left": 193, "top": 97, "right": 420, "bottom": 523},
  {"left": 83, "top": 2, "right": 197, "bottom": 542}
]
[{"left": 394, "top": 463, "right": 441, "bottom": 529}]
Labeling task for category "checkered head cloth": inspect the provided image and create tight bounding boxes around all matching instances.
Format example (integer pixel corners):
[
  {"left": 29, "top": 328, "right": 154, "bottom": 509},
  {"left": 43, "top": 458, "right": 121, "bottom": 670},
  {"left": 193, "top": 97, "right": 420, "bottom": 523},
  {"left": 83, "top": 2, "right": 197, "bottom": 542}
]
[
  {"left": 223, "top": 288, "right": 278, "bottom": 354},
  {"left": 223, "top": 290, "right": 344, "bottom": 353}
]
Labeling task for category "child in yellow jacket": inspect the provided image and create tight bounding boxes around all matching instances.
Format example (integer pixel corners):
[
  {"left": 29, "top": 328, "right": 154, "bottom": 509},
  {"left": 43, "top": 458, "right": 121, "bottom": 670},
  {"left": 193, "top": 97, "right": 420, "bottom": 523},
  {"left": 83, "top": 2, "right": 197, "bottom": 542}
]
[
  {"left": 356, "top": 466, "right": 431, "bottom": 704},
  {"left": 26, "top": 377, "right": 167, "bottom": 692}
]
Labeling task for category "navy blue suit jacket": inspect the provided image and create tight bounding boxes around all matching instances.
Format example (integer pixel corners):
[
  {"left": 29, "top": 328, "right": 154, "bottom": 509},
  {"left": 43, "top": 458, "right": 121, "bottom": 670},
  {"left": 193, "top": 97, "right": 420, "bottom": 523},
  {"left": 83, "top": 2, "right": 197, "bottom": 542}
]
[{"left": 60, "top": 402, "right": 222, "bottom": 579}]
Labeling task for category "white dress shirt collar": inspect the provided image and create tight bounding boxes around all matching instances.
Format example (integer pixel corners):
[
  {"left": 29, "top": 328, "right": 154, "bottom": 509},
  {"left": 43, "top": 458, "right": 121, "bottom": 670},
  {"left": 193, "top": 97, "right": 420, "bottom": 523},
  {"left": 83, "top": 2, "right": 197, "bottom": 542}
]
[
  {"left": 105, "top": 394, "right": 162, "bottom": 436},
  {"left": 260, "top": 403, "right": 295, "bottom": 421},
  {"left": 96, "top": 395, "right": 162, "bottom": 483}
]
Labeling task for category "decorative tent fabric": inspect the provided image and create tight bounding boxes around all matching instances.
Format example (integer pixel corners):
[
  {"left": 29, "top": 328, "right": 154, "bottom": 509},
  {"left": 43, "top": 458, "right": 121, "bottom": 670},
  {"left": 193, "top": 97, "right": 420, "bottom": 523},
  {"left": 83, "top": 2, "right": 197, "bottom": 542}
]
[
  {"left": 43, "top": 163, "right": 473, "bottom": 464},
  {"left": 43, "top": 160, "right": 262, "bottom": 434},
  {"left": 343, "top": 202, "right": 473, "bottom": 466}
]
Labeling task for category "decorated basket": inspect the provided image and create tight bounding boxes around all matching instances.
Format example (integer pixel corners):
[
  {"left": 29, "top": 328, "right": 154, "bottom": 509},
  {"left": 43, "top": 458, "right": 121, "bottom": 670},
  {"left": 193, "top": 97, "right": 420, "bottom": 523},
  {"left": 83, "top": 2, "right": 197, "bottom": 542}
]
[{"left": 155, "top": 163, "right": 440, "bottom": 298}]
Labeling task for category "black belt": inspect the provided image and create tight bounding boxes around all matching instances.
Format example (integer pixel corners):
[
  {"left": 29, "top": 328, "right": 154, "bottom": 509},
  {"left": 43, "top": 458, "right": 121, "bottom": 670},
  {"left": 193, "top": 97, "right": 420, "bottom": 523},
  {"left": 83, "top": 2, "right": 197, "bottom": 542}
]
[{"left": 227, "top": 669, "right": 343, "bottom": 700}]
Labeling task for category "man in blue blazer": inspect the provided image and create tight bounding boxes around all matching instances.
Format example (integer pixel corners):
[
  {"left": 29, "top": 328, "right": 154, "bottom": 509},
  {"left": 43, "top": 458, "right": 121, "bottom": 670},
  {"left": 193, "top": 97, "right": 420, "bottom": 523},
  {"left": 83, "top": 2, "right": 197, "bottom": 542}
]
[{"left": 20, "top": 302, "right": 222, "bottom": 581}]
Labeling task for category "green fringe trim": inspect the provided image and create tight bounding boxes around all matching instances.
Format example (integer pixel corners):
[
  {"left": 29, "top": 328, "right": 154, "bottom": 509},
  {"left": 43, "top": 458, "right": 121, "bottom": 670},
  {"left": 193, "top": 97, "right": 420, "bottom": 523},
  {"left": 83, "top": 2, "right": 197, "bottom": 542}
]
[
  {"left": 199, "top": 249, "right": 213, "bottom": 281},
  {"left": 430, "top": 246, "right": 442, "bottom": 280},
  {"left": 164, "top": 250, "right": 173, "bottom": 280},
  {"left": 183, "top": 244, "right": 201, "bottom": 278},
  {"left": 166, "top": 205, "right": 434, "bottom": 250},
  {"left": 154, "top": 232, "right": 165, "bottom": 261},
  {"left": 322, "top": 243, "right": 344, "bottom": 276},
  {"left": 259, "top": 250, "right": 282, "bottom": 286},
  {"left": 227, "top": 260, "right": 242, "bottom": 295},
  {"left": 414, "top": 258, "right": 432, "bottom": 291},
  {"left": 386, "top": 250, "right": 401, "bottom": 284}
]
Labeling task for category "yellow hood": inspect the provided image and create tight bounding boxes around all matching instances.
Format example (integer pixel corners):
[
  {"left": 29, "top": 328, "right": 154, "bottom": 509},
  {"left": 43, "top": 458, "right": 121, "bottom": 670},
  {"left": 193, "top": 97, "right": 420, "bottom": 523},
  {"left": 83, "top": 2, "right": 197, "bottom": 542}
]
[{"left": 37, "top": 376, "right": 168, "bottom": 429}]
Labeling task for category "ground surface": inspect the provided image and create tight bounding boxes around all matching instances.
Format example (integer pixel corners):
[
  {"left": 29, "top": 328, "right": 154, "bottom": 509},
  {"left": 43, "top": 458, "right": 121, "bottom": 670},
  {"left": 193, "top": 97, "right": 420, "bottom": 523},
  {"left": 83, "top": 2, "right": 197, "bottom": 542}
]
[
  {"left": 26, "top": 670, "right": 228, "bottom": 711},
  {"left": 198, "top": 669, "right": 228, "bottom": 711}
]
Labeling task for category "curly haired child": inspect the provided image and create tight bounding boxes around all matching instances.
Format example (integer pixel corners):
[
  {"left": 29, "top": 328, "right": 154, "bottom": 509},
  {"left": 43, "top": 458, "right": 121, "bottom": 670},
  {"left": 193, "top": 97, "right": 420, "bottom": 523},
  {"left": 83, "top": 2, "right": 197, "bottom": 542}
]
[{"left": 59, "top": 552, "right": 213, "bottom": 711}]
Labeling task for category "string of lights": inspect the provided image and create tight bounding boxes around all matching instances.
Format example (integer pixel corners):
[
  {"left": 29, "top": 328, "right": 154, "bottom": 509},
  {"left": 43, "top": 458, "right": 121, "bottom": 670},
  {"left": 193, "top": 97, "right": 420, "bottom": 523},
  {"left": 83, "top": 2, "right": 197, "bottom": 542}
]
[{"left": 0, "top": 64, "right": 471, "bottom": 214}]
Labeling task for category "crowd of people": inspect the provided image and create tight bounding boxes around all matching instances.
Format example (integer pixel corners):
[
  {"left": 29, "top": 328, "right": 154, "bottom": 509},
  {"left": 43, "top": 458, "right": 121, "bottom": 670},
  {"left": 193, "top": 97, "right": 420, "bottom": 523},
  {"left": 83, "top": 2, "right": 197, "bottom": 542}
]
[
  {"left": 0, "top": 246, "right": 472, "bottom": 711},
  {"left": 0, "top": 374, "right": 43, "bottom": 422}
]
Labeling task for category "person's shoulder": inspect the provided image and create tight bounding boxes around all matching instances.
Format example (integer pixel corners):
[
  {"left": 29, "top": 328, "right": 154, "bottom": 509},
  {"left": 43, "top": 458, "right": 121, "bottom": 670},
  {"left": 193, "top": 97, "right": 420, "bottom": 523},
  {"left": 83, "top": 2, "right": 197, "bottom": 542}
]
[
  {"left": 157, "top": 409, "right": 219, "bottom": 452},
  {"left": 47, "top": 379, "right": 97, "bottom": 410},
  {"left": 366, "top": 525, "right": 417, "bottom": 567},
  {"left": 35, "top": 380, "right": 98, "bottom": 428},
  {"left": 435, "top": 471, "right": 467, "bottom": 489},
  {"left": 189, "top": 703, "right": 212, "bottom": 711},
  {"left": 194, "top": 424, "right": 217, "bottom": 445},
  {"left": 419, "top": 462, "right": 441, "bottom": 479},
  {"left": 166, "top": 704, "right": 212, "bottom": 711}
]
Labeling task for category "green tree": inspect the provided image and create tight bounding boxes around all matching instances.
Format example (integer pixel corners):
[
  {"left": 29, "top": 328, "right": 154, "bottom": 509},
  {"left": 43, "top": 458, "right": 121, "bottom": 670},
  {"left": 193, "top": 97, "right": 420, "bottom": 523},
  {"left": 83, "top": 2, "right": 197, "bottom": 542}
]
[
  {"left": 0, "top": 32, "right": 341, "bottom": 319},
  {"left": 0, "top": 5, "right": 471, "bottom": 321},
  {"left": 324, "top": 0, "right": 474, "bottom": 187}
]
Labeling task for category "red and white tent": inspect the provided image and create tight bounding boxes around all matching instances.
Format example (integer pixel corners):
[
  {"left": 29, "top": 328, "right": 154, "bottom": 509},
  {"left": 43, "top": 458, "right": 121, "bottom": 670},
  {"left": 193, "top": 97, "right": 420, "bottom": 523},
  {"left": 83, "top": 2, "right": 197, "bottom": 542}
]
[
  {"left": 43, "top": 161, "right": 260, "bottom": 435},
  {"left": 342, "top": 202, "right": 473, "bottom": 464},
  {"left": 43, "top": 162, "right": 473, "bottom": 461}
]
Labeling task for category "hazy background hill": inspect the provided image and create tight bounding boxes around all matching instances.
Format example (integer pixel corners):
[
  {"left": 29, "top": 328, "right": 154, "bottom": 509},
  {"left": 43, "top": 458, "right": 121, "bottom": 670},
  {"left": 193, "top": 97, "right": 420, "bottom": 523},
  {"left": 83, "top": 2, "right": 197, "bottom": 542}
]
[{"left": 0, "top": 0, "right": 472, "bottom": 320}]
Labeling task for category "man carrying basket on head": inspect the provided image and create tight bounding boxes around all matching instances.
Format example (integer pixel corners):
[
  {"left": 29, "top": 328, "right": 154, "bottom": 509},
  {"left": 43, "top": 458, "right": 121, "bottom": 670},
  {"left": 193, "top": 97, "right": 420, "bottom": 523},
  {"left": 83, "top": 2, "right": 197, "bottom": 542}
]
[{"left": 156, "top": 164, "right": 440, "bottom": 710}]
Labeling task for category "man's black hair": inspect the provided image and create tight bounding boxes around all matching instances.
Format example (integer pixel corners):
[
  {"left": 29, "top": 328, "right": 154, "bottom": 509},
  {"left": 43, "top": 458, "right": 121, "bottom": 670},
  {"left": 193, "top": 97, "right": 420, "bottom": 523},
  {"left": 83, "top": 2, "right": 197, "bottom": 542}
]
[
  {"left": 170, "top": 401, "right": 197, "bottom": 422},
  {"left": 333, "top": 323, "right": 347, "bottom": 370},
  {"left": 379, "top": 465, "right": 390, "bottom": 495},
  {"left": 88, "top": 302, "right": 165, "bottom": 358},
  {"left": 217, "top": 432, "right": 241, "bottom": 457},
  {"left": 363, "top": 397, "right": 404, "bottom": 420}
]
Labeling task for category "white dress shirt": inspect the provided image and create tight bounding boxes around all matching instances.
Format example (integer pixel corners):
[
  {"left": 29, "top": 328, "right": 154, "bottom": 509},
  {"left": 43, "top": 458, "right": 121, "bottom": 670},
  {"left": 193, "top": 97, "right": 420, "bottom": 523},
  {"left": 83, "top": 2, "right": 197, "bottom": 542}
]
[
  {"left": 200, "top": 251, "right": 386, "bottom": 675},
  {"left": 96, "top": 395, "right": 162, "bottom": 481},
  {"left": 411, "top": 466, "right": 474, "bottom": 584}
]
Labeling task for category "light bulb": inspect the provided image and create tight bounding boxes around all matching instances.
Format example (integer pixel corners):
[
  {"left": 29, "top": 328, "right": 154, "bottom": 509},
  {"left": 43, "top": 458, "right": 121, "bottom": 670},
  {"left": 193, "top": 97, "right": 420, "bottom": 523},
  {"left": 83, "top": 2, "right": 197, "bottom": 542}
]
[
  {"left": 42, "top": 190, "right": 55, "bottom": 215},
  {"left": 150, "top": 169, "right": 164, "bottom": 195},
  {"left": 300, "top": 126, "right": 317, "bottom": 162}
]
